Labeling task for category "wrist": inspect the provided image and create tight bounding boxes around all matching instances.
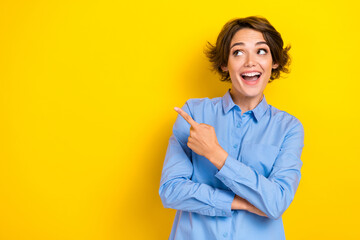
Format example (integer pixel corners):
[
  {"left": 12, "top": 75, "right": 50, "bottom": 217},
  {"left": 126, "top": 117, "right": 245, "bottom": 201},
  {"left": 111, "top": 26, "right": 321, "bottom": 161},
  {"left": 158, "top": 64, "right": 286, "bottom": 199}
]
[{"left": 207, "top": 144, "right": 228, "bottom": 170}]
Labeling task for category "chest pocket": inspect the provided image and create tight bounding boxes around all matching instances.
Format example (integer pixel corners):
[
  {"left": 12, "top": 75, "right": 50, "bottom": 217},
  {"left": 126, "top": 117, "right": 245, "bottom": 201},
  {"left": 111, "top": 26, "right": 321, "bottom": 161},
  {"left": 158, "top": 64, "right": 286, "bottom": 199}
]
[{"left": 240, "top": 143, "right": 280, "bottom": 177}]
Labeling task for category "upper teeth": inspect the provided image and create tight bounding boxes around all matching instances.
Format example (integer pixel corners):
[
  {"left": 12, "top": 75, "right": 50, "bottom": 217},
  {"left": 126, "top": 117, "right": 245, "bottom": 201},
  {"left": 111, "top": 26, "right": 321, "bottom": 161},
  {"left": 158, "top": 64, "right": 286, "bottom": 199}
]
[{"left": 242, "top": 72, "right": 261, "bottom": 76}]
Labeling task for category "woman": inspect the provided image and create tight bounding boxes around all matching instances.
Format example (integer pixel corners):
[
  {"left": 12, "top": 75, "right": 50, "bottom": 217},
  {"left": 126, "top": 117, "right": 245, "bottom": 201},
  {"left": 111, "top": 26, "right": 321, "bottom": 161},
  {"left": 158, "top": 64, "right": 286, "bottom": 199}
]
[{"left": 159, "top": 16, "right": 304, "bottom": 240}]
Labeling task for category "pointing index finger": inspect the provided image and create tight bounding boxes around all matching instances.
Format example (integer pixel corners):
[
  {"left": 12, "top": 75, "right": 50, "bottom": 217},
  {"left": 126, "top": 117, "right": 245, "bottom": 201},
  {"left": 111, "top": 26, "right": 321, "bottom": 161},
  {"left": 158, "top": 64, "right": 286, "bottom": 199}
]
[{"left": 174, "top": 107, "right": 199, "bottom": 127}]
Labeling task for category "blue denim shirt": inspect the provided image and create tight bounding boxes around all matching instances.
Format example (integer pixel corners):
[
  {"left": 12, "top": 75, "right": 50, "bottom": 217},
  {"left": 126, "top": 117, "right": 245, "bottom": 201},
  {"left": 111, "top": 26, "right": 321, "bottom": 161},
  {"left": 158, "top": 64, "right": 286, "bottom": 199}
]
[{"left": 159, "top": 90, "right": 304, "bottom": 240}]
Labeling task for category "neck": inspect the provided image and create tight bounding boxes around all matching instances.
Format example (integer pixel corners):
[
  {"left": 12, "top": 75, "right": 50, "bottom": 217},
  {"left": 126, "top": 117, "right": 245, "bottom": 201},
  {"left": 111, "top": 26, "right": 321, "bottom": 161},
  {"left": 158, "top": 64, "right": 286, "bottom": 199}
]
[{"left": 229, "top": 89, "right": 263, "bottom": 114}]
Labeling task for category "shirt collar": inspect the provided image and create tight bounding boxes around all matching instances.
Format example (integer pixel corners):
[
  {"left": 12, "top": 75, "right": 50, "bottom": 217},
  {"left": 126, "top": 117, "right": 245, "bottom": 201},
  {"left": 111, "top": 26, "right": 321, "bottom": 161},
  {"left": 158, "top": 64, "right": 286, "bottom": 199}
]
[
  {"left": 252, "top": 94, "right": 269, "bottom": 122},
  {"left": 222, "top": 89, "right": 269, "bottom": 122},
  {"left": 222, "top": 89, "right": 237, "bottom": 114}
]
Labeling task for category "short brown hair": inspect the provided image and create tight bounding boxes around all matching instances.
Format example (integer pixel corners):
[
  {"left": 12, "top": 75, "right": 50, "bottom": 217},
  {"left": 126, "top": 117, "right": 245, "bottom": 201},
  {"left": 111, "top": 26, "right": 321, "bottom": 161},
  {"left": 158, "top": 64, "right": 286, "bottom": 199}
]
[{"left": 205, "top": 16, "right": 291, "bottom": 82}]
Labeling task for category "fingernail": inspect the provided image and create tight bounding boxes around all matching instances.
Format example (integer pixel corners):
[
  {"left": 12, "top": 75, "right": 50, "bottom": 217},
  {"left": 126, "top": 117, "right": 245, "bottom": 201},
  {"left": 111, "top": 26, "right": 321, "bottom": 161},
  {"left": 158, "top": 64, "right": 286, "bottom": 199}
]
[{"left": 174, "top": 107, "right": 179, "bottom": 111}]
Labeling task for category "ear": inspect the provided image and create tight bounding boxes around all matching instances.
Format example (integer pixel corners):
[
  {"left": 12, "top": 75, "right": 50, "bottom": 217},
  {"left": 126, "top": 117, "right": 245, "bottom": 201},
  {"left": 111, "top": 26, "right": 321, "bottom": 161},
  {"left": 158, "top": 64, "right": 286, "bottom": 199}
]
[
  {"left": 221, "top": 65, "right": 228, "bottom": 72},
  {"left": 272, "top": 63, "right": 279, "bottom": 69}
]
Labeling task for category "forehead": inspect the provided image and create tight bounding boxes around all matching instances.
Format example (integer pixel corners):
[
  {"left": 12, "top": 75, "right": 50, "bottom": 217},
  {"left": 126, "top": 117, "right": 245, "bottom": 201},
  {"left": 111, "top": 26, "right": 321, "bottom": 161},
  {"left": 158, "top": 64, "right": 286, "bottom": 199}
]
[{"left": 230, "top": 28, "right": 266, "bottom": 45}]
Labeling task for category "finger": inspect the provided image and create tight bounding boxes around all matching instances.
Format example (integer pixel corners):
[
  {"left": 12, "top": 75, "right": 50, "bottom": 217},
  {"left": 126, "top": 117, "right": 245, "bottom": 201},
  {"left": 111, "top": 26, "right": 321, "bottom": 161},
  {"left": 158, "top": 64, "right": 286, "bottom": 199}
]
[{"left": 174, "top": 107, "right": 199, "bottom": 127}]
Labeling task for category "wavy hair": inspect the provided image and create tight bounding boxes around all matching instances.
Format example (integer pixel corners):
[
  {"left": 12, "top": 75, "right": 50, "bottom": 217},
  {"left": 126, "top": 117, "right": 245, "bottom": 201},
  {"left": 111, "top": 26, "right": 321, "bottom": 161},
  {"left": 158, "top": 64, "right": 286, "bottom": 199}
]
[{"left": 205, "top": 16, "right": 291, "bottom": 82}]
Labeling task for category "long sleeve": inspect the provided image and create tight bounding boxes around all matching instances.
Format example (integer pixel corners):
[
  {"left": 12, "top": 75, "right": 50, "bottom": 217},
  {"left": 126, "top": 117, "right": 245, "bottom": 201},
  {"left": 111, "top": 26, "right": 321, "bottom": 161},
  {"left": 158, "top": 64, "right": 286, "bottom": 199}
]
[
  {"left": 215, "top": 121, "right": 304, "bottom": 220},
  {"left": 161, "top": 91, "right": 304, "bottom": 239},
  {"left": 159, "top": 103, "right": 235, "bottom": 217}
]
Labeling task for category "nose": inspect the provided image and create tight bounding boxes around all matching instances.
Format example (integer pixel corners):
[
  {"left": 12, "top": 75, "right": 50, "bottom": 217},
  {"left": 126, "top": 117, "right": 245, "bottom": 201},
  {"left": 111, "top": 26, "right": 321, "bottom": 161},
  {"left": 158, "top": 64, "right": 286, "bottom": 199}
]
[{"left": 244, "top": 53, "right": 257, "bottom": 67}]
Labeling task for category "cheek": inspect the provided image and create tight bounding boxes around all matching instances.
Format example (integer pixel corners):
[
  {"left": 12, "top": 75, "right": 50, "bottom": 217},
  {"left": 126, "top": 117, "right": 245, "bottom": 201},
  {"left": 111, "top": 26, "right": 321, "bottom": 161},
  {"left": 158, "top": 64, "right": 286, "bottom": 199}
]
[
  {"left": 228, "top": 57, "right": 244, "bottom": 68},
  {"left": 261, "top": 58, "right": 274, "bottom": 69}
]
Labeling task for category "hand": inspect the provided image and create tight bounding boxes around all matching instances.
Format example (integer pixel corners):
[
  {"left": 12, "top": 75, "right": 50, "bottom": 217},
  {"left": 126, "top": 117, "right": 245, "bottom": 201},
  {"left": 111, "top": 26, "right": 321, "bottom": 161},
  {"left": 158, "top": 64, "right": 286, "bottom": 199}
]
[
  {"left": 232, "top": 195, "right": 268, "bottom": 217},
  {"left": 174, "top": 107, "right": 228, "bottom": 169}
]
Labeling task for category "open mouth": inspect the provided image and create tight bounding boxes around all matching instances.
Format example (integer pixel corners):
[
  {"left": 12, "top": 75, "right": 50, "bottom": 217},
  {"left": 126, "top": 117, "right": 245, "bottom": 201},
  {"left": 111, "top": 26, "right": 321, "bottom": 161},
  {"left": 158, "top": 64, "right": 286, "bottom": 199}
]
[{"left": 241, "top": 72, "right": 262, "bottom": 82}]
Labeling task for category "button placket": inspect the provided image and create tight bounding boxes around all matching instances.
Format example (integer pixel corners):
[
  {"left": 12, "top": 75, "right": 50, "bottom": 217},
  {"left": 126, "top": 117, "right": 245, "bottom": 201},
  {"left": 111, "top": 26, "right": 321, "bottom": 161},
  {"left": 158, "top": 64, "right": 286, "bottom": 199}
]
[{"left": 231, "top": 111, "right": 242, "bottom": 156}]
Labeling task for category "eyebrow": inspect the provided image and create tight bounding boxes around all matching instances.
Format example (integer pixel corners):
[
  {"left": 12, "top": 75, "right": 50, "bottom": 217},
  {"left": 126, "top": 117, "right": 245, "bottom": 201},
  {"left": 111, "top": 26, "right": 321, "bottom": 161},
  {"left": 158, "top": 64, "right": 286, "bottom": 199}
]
[{"left": 230, "top": 41, "right": 268, "bottom": 49}]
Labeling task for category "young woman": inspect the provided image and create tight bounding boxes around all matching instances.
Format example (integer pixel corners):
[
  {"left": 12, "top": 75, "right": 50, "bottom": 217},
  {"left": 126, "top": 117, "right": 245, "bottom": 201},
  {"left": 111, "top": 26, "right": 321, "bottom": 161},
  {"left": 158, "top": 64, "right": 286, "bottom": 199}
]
[{"left": 159, "top": 16, "right": 304, "bottom": 240}]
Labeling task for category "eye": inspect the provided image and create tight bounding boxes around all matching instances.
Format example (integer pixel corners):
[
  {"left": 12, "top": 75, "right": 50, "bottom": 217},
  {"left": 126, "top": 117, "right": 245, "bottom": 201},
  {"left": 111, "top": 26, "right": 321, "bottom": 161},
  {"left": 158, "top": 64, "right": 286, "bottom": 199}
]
[
  {"left": 258, "top": 49, "right": 268, "bottom": 55},
  {"left": 233, "top": 50, "right": 244, "bottom": 56}
]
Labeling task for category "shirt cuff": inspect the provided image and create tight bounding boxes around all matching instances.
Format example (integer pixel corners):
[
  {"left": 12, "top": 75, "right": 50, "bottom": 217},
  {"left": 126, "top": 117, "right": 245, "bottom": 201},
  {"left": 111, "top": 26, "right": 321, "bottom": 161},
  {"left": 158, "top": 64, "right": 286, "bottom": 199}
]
[{"left": 213, "top": 188, "right": 235, "bottom": 217}]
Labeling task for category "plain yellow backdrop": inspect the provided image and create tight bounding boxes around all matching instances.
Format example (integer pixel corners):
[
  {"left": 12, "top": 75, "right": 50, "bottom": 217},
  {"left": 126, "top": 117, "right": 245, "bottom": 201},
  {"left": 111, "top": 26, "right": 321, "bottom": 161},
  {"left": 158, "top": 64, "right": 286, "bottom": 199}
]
[{"left": 1, "top": 0, "right": 359, "bottom": 239}]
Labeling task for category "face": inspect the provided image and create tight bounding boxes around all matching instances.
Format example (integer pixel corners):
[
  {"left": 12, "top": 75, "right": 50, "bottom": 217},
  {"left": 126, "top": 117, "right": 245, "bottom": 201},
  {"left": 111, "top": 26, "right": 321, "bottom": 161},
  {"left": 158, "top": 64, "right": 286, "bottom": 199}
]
[{"left": 222, "top": 28, "right": 278, "bottom": 102}]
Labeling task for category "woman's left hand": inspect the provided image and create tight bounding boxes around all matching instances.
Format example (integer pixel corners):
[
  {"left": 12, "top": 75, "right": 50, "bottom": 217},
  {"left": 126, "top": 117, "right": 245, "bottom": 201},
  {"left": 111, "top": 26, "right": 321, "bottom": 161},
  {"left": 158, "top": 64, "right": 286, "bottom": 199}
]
[{"left": 175, "top": 107, "right": 228, "bottom": 169}]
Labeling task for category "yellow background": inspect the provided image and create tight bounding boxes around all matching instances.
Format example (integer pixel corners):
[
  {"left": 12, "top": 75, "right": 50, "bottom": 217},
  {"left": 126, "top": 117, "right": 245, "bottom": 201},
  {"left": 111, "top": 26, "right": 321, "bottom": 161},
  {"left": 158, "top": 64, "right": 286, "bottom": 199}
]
[{"left": 1, "top": 0, "right": 359, "bottom": 239}]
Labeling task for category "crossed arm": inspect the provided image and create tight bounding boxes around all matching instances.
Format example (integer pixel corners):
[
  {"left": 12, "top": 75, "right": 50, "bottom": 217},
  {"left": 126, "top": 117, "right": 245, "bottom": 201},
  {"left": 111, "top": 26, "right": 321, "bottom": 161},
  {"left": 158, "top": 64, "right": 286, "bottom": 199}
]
[
  {"left": 173, "top": 107, "right": 267, "bottom": 217},
  {"left": 159, "top": 104, "right": 303, "bottom": 219}
]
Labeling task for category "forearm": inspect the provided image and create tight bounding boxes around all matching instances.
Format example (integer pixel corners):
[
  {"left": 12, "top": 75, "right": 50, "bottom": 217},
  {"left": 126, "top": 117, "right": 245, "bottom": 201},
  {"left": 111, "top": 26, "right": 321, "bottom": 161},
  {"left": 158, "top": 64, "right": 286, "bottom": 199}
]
[
  {"left": 160, "top": 176, "right": 235, "bottom": 217},
  {"left": 216, "top": 155, "right": 301, "bottom": 220},
  {"left": 210, "top": 149, "right": 299, "bottom": 219},
  {"left": 207, "top": 147, "right": 267, "bottom": 218}
]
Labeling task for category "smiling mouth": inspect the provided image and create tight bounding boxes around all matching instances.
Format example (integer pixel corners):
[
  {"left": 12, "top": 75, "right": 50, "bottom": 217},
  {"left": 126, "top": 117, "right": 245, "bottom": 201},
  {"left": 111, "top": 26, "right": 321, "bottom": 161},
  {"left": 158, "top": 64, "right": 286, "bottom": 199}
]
[{"left": 241, "top": 72, "right": 262, "bottom": 81}]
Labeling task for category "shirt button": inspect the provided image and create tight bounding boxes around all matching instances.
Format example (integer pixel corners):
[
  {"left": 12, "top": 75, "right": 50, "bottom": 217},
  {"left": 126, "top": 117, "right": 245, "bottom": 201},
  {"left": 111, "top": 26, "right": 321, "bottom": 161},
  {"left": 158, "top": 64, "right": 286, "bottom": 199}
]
[
  {"left": 233, "top": 144, "right": 238, "bottom": 148},
  {"left": 236, "top": 122, "right": 241, "bottom": 128},
  {"left": 223, "top": 232, "right": 228, "bottom": 237}
]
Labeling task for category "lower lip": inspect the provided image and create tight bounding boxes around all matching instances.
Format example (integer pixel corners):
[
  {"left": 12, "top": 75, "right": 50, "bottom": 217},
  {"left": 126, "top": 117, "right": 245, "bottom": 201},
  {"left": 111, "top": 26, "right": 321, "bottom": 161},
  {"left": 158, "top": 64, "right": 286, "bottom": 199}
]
[{"left": 241, "top": 75, "right": 261, "bottom": 85}]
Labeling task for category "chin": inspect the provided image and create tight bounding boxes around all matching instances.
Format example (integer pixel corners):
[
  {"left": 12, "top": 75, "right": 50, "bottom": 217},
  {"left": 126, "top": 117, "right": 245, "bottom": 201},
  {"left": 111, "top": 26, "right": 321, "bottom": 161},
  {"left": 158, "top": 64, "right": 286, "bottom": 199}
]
[
  {"left": 238, "top": 88, "right": 262, "bottom": 98},
  {"left": 244, "top": 93, "right": 262, "bottom": 99},
  {"left": 232, "top": 81, "right": 264, "bottom": 98}
]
